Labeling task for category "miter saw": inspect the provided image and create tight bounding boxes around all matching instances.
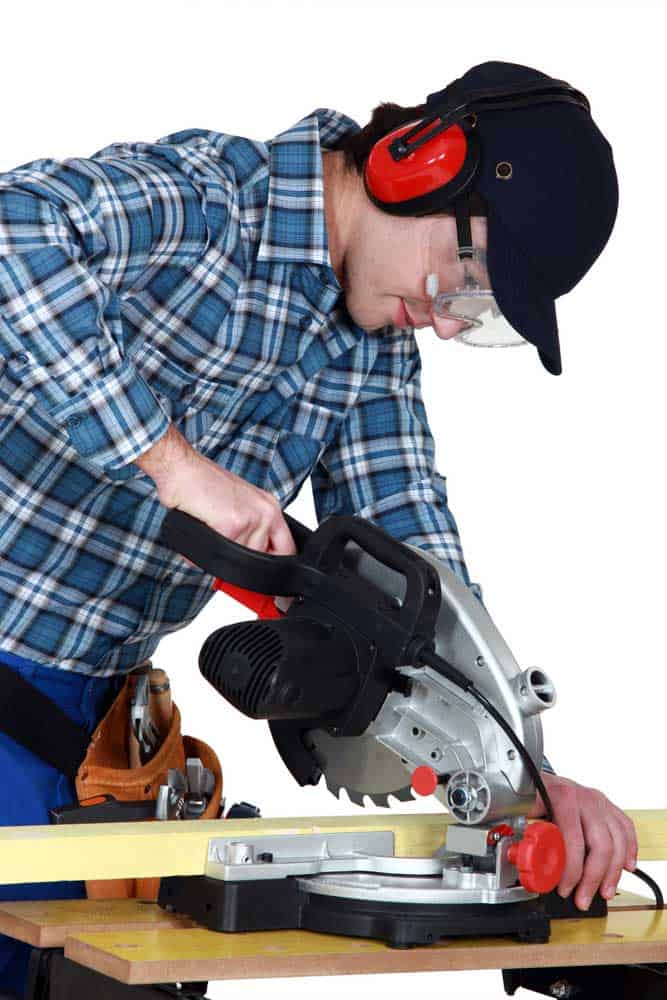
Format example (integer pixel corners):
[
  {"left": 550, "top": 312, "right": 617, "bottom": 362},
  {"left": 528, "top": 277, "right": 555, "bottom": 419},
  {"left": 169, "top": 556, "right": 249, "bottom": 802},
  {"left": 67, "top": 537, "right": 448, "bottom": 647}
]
[{"left": 158, "top": 510, "right": 568, "bottom": 947}]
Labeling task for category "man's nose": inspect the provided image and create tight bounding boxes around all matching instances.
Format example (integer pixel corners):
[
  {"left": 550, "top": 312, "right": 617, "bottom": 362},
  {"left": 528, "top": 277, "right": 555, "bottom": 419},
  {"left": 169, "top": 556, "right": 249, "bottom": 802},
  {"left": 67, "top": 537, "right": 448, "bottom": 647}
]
[{"left": 431, "top": 313, "right": 470, "bottom": 340}]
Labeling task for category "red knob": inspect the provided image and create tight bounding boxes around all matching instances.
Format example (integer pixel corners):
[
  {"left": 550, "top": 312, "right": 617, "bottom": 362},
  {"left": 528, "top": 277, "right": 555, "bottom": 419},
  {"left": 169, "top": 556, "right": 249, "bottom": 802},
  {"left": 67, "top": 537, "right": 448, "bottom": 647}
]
[
  {"left": 487, "top": 823, "right": 514, "bottom": 846},
  {"left": 507, "top": 821, "right": 566, "bottom": 894},
  {"left": 411, "top": 766, "right": 439, "bottom": 797}
]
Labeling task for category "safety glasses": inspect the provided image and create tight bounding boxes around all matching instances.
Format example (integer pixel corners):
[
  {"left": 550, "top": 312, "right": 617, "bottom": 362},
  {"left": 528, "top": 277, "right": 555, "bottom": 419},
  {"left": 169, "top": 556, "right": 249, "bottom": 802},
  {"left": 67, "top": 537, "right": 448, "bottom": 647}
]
[{"left": 426, "top": 197, "right": 528, "bottom": 349}]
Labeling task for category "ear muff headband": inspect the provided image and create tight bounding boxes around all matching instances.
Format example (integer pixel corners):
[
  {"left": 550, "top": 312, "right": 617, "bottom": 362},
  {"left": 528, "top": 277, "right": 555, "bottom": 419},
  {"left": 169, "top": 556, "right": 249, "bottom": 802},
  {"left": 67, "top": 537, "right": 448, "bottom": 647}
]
[{"left": 364, "top": 78, "right": 590, "bottom": 216}]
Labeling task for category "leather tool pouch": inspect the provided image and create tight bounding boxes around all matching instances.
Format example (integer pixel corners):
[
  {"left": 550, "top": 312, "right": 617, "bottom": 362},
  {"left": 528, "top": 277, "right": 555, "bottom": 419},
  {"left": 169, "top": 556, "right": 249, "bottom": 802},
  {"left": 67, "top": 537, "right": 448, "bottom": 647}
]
[{"left": 75, "top": 670, "right": 222, "bottom": 902}]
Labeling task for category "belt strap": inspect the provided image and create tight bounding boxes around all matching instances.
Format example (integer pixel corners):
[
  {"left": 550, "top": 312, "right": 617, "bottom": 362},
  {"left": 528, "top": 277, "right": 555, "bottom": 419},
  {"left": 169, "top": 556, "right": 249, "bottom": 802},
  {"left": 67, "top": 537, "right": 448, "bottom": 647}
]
[{"left": 0, "top": 664, "right": 89, "bottom": 781}]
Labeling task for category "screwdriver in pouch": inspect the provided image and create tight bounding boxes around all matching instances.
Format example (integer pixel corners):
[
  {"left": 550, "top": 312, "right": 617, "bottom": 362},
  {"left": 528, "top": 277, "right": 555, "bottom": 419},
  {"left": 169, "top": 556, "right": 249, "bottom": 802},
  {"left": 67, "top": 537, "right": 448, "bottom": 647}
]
[{"left": 148, "top": 667, "right": 172, "bottom": 746}]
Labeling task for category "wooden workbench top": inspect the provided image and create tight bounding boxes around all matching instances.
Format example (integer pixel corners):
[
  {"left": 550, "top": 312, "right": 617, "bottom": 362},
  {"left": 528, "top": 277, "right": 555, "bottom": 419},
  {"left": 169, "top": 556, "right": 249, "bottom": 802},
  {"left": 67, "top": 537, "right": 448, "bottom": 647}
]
[
  {"left": 0, "top": 890, "right": 651, "bottom": 949},
  {"left": 0, "top": 898, "right": 194, "bottom": 948},
  {"left": 61, "top": 907, "right": 667, "bottom": 985}
]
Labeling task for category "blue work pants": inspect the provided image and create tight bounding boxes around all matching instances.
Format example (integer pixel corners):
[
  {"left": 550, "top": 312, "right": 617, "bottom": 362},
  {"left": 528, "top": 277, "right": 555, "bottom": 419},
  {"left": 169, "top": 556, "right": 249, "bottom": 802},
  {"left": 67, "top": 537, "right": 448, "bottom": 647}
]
[{"left": 0, "top": 651, "right": 120, "bottom": 999}]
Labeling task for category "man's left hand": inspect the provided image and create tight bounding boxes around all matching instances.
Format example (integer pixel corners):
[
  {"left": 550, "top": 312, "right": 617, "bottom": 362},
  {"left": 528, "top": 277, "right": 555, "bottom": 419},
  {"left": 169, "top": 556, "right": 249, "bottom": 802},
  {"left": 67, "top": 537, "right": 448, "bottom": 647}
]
[{"left": 529, "top": 772, "right": 638, "bottom": 910}]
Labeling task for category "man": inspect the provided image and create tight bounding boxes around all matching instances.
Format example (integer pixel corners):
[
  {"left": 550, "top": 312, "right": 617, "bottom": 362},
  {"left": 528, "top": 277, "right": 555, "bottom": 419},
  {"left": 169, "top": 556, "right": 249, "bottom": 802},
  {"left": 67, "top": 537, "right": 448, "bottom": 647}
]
[{"left": 0, "top": 61, "right": 636, "bottom": 995}]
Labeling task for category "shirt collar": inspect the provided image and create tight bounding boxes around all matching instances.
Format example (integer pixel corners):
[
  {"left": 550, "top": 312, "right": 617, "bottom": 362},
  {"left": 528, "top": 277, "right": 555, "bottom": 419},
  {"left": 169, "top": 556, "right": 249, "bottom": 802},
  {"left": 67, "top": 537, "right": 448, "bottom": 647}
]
[{"left": 257, "top": 108, "right": 359, "bottom": 275}]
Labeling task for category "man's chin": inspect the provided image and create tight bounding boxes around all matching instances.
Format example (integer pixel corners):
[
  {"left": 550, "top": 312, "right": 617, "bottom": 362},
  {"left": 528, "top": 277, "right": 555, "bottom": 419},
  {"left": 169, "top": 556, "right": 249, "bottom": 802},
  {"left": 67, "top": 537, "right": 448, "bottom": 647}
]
[
  {"left": 345, "top": 306, "right": 390, "bottom": 333},
  {"left": 342, "top": 295, "right": 395, "bottom": 333}
]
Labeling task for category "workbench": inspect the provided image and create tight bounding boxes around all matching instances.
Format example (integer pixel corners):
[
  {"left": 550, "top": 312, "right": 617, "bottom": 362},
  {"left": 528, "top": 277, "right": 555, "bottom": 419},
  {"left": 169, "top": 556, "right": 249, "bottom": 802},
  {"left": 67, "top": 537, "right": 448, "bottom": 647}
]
[{"left": 0, "top": 810, "right": 665, "bottom": 998}]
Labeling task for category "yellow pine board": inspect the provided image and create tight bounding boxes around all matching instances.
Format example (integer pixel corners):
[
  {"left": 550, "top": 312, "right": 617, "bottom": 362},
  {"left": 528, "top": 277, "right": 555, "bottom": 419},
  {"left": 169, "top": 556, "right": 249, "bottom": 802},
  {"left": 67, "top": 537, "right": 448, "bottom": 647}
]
[
  {"left": 0, "top": 898, "right": 193, "bottom": 948},
  {"left": 631, "top": 809, "right": 667, "bottom": 859},
  {"left": 0, "top": 813, "right": 452, "bottom": 885},
  {"left": 64, "top": 909, "right": 667, "bottom": 985},
  {"left": 0, "top": 810, "right": 664, "bottom": 886}
]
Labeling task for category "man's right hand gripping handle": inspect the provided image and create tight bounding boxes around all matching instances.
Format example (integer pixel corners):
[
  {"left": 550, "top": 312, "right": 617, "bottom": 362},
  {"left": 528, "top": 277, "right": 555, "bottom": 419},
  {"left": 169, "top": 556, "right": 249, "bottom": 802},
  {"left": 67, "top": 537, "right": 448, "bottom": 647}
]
[{"left": 136, "top": 424, "right": 296, "bottom": 556}]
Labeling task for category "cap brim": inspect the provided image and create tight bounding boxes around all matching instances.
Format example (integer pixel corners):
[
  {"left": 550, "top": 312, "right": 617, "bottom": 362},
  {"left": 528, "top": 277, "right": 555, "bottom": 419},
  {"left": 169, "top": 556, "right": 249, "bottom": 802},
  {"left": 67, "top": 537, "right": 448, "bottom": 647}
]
[{"left": 485, "top": 205, "right": 562, "bottom": 375}]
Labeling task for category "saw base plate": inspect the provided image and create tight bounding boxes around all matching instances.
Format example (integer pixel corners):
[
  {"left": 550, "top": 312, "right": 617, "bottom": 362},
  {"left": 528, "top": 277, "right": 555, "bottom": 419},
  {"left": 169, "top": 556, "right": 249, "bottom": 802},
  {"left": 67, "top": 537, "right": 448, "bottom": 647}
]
[{"left": 159, "top": 875, "right": 551, "bottom": 948}]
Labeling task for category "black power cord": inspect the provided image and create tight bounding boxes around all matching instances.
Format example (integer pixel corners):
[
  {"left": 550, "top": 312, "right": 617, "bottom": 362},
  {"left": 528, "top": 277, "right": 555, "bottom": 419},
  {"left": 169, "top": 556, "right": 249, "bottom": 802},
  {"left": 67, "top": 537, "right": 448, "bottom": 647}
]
[
  {"left": 632, "top": 867, "right": 664, "bottom": 910},
  {"left": 417, "top": 646, "right": 664, "bottom": 910},
  {"left": 417, "top": 646, "right": 555, "bottom": 822}
]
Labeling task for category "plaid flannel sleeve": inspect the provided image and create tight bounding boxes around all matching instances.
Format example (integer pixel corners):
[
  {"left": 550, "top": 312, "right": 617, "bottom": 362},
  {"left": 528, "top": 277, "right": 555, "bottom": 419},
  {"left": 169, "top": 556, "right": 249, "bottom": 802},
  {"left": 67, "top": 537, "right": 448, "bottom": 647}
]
[
  {"left": 0, "top": 158, "right": 188, "bottom": 477},
  {"left": 311, "top": 326, "right": 482, "bottom": 600}
]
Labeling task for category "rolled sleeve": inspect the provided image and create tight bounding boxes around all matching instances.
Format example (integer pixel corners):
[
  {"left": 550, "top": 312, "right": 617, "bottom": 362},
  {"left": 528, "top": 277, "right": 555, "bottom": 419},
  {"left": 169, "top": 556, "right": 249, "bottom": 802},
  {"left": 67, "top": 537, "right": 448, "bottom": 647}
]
[
  {"left": 50, "top": 358, "right": 170, "bottom": 477},
  {"left": 0, "top": 154, "right": 209, "bottom": 477}
]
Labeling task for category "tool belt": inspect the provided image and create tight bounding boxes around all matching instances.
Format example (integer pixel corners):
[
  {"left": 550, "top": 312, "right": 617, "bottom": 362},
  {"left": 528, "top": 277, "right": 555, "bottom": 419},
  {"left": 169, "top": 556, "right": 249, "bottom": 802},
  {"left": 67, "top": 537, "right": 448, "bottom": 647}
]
[
  {"left": 0, "top": 663, "right": 93, "bottom": 781},
  {"left": 0, "top": 661, "right": 223, "bottom": 902},
  {"left": 76, "top": 668, "right": 223, "bottom": 901}
]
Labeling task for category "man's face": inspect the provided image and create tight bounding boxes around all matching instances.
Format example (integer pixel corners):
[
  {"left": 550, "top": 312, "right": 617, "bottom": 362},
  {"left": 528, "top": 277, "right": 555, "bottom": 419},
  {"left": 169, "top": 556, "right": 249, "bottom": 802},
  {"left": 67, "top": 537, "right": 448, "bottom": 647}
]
[{"left": 341, "top": 209, "right": 488, "bottom": 339}]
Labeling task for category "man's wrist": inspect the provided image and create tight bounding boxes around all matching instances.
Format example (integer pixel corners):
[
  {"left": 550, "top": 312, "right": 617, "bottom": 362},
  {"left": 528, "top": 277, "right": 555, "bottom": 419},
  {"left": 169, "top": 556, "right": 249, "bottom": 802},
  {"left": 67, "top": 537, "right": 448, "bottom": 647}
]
[{"left": 135, "top": 423, "right": 193, "bottom": 501}]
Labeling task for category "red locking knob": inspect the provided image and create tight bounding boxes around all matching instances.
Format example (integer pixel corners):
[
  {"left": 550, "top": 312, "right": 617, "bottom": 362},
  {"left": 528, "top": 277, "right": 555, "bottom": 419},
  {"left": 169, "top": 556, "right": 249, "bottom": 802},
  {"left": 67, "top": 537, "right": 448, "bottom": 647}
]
[
  {"left": 411, "top": 766, "right": 439, "bottom": 797},
  {"left": 507, "top": 821, "right": 566, "bottom": 894},
  {"left": 487, "top": 823, "right": 514, "bottom": 847}
]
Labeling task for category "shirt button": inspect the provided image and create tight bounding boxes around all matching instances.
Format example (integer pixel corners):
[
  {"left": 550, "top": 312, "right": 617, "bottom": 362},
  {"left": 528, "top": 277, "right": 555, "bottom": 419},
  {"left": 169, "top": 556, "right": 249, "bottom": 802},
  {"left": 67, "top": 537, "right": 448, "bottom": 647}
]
[
  {"left": 15, "top": 352, "right": 30, "bottom": 365},
  {"left": 68, "top": 415, "right": 82, "bottom": 428}
]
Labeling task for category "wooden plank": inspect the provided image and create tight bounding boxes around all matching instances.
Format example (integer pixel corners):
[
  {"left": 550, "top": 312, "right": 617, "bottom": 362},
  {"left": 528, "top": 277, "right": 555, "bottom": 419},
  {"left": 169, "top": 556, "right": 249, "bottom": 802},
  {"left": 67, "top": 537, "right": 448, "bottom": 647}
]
[
  {"left": 0, "top": 898, "right": 194, "bottom": 948},
  {"left": 0, "top": 814, "right": 451, "bottom": 886},
  {"left": 631, "top": 809, "right": 667, "bottom": 860},
  {"left": 0, "top": 809, "right": 665, "bottom": 886},
  {"left": 64, "top": 909, "right": 667, "bottom": 985}
]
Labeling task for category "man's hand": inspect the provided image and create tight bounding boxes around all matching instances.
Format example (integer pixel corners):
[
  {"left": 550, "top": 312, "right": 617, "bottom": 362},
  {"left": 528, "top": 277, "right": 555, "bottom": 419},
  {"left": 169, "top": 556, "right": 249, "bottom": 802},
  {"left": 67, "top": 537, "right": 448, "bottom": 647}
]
[
  {"left": 530, "top": 772, "right": 638, "bottom": 910},
  {"left": 136, "top": 424, "right": 296, "bottom": 555}
]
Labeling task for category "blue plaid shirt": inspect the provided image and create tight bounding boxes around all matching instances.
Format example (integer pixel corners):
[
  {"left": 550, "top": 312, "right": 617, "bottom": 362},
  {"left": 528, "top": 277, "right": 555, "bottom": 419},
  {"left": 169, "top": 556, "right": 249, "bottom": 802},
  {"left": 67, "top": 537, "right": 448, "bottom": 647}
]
[{"left": 0, "top": 109, "right": 479, "bottom": 676}]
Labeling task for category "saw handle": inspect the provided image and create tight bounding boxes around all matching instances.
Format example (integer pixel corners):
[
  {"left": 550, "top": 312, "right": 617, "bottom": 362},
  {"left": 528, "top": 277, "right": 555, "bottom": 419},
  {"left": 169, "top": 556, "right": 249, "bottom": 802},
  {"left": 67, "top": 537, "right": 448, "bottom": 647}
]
[
  {"left": 162, "top": 510, "right": 440, "bottom": 633},
  {"left": 160, "top": 508, "right": 313, "bottom": 597}
]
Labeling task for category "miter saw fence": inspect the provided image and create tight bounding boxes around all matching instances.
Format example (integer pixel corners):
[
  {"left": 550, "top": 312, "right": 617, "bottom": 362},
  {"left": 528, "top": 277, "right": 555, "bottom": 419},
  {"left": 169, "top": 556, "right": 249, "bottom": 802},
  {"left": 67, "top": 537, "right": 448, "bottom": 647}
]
[{"left": 159, "top": 510, "right": 565, "bottom": 945}]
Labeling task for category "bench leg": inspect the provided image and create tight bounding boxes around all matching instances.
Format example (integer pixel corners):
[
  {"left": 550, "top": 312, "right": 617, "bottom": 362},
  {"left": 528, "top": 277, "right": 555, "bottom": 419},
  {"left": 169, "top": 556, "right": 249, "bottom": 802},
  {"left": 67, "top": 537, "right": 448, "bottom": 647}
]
[{"left": 502, "top": 963, "right": 667, "bottom": 999}]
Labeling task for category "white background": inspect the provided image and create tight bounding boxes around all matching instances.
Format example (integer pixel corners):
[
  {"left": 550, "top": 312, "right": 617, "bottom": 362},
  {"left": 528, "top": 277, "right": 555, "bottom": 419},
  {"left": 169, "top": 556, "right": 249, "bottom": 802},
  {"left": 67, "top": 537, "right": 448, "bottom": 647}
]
[{"left": 3, "top": 3, "right": 665, "bottom": 997}]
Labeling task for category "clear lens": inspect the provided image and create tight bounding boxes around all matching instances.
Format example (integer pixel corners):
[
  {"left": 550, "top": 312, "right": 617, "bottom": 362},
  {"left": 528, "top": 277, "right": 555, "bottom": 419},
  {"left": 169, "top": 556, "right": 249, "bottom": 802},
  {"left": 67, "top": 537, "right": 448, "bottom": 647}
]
[
  {"left": 425, "top": 239, "right": 527, "bottom": 349},
  {"left": 432, "top": 291, "right": 527, "bottom": 348}
]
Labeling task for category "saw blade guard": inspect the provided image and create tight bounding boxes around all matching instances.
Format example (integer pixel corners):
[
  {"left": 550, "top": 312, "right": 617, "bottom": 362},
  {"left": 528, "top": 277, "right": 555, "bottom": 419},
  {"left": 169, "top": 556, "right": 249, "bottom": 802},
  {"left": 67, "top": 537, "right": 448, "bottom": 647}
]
[{"left": 306, "top": 543, "right": 555, "bottom": 818}]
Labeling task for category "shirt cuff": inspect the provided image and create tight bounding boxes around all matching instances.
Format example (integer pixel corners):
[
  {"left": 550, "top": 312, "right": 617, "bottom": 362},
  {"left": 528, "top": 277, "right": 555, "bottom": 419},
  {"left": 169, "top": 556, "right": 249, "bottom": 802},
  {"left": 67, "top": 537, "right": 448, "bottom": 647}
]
[
  {"left": 541, "top": 755, "right": 556, "bottom": 775},
  {"left": 50, "top": 358, "right": 170, "bottom": 477}
]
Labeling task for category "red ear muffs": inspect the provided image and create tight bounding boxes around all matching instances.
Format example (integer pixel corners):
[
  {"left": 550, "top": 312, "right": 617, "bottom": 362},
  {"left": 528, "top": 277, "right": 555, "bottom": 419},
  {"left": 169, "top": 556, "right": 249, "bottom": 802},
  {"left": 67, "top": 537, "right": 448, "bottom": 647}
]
[{"left": 364, "top": 119, "right": 480, "bottom": 217}]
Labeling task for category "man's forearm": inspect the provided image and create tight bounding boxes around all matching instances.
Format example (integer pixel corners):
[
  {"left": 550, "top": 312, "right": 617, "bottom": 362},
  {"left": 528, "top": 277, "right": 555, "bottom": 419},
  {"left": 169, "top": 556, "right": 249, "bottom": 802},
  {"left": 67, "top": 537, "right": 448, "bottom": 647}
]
[
  {"left": 135, "top": 423, "right": 193, "bottom": 500},
  {"left": 135, "top": 423, "right": 295, "bottom": 555}
]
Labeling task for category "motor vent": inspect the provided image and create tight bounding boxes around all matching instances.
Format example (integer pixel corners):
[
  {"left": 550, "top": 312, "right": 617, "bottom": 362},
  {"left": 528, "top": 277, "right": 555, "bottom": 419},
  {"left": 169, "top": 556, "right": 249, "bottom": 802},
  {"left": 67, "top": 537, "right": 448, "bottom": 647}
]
[
  {"left": 199, "top": 617, "right": 359, "bottom": 721},
  {"left": 200, "top": 622, "right": 285, "bottom": 716}
]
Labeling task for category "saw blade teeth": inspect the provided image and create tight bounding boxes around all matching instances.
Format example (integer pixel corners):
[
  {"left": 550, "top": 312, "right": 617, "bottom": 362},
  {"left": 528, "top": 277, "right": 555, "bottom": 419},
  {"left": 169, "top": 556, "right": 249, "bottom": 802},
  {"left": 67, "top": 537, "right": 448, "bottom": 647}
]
[
  {"left": 369, "top": 793, "right": 390, "bottom": 808},
  {"left": 393, "top": 786, "right": 417, "bottom": 802},
  {"left": 324, "top": 777, "right": 341, "bottom": 799},
  {"left": 344, "top": 787, "right": 366, "bottom": 807}
]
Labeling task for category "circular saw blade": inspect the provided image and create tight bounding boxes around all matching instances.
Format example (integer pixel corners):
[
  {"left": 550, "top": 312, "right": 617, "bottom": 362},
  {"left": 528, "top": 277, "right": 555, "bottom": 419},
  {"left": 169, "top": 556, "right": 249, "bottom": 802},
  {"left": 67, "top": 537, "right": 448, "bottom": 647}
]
[{"left": 306, "top": 728, "right": 416, "bottom": 807}]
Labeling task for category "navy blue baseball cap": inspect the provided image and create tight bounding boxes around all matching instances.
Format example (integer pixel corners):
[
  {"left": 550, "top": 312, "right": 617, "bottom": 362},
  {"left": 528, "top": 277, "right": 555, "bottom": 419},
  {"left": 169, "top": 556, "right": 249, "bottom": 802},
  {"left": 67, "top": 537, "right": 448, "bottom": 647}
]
[{"left": 427, "top": 62, "right": 619, "bottom": 375}]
